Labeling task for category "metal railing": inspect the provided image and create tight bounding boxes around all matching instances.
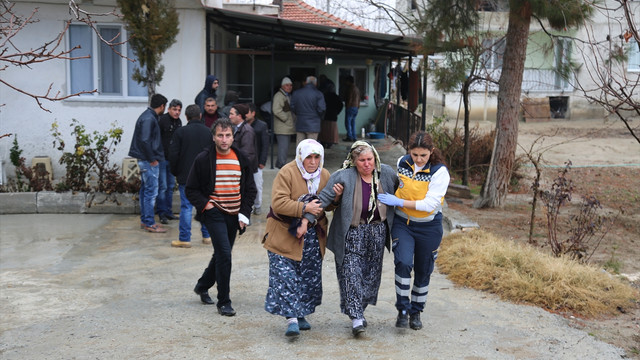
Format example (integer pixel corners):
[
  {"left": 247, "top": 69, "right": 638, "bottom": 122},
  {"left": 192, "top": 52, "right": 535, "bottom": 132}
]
[{"left": 385, "top": 102, "right": 423, "bottom": 148}]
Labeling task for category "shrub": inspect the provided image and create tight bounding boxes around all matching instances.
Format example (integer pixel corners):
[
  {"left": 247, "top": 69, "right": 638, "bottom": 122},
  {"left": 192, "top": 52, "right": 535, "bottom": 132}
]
[{"left": 6, "top": 135, "right": 52, "bottom": 192}]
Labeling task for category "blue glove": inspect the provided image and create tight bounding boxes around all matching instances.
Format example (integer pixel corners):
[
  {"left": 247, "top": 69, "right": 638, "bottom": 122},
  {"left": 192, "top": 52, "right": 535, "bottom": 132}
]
[{"left": 378, "top": 193, "right": 404, "bottom": 207}]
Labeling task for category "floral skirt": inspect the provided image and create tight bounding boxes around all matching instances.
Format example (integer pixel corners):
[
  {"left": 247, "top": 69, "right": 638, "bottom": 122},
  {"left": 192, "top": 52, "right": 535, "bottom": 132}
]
[
  {"left": 265, "top": 228, "right": 323, "bottom": 317},
  {"left": 335, "top": 222, "right": 386, "bottom": 320}
]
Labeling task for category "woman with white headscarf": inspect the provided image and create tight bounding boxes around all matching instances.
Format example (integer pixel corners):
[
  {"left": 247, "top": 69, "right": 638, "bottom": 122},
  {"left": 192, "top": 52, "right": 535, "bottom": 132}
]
[
  {"left": 314, "top": 141, "right": 398, "bottom": 337},
  {"left": 263, "top": 139, "right": 332, "bottom": 338}
]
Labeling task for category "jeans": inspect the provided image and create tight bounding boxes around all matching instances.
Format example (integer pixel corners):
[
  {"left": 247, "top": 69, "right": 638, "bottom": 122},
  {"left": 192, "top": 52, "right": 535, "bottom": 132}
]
[
  {"left": 196, "top": 208, "right": 239, "bottom": 307},
  {"left": 156, "top": 160, "right": 175, "bottom": 216},
  {"left": 138, "top": 160, "right": 159, "bottom": 227},
  {"left": 253, "top": 168, "right": 263, "bottom": 210},
  {"left": 345, "top": 107, "right": 358, "bottom": 140},
  {"left": 178, "top": 185, "right": 210, "bottom": 242}
]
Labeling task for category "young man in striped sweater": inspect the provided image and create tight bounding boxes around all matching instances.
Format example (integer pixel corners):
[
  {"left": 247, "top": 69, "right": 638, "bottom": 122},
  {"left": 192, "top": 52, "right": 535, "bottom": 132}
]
[{"left": 185, "top": 118, "right": 257, "bottom": 317}]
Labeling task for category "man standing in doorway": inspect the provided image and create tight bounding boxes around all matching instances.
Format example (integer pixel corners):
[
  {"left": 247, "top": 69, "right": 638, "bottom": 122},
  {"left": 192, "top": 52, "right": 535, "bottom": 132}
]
[
  {"left": 186, "top": 118, "right": 256, "bottom": 315},
  {"left": 291, "top": 75, "right": 326, "bottom": 145},
  {"left": 129, "top": 93, "right": 169, "bottom": 233},
  {"left": 272, "top": 77, "right": 295, "bottom": 168},
  {"left": 343, "top": 75, "right": 360, "bottom": 142},
  {"left": 157, "top": 98, "right": 182, "bottom": 224},
  {"left": 168, "top": 104, "right": 214, "bottom": 249}
]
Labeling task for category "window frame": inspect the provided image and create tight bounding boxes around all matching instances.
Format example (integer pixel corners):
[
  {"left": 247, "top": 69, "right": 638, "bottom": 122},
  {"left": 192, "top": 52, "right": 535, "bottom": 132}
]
[
  {"left": 338, "top": 66, "right": 369, "bottom": 106},
  {"left": 481, "top": 37, "right": 506, "bottom": 70},
  {"left": 66, "top": 23, "right": 147, "bottom": 101}
]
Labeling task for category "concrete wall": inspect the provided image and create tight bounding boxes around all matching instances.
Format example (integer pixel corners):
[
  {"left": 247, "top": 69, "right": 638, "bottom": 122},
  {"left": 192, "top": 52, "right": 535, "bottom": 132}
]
[{"left": 1, "top": 1, "right": 206, "bottom": 182}]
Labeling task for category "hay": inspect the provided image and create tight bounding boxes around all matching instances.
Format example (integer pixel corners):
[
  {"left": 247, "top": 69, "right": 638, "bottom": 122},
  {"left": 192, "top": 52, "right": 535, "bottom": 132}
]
[{"left": 438, "top": 230, "right": 639, "bottom": 317}]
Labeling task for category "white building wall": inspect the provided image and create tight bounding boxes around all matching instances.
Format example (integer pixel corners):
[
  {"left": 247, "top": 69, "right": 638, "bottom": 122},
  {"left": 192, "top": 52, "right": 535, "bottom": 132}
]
[{"left": 0, "top": 1, "right": 207, "bottom": 180}]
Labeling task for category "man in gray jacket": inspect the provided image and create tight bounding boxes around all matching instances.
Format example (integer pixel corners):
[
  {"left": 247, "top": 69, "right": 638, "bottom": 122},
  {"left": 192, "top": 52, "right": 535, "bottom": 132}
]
[
  {"left": 291, "top": 76, "right": 326, "bottom": 145},
  {"left": 272, "top": 77, "right": 295, "bottom": 168}
]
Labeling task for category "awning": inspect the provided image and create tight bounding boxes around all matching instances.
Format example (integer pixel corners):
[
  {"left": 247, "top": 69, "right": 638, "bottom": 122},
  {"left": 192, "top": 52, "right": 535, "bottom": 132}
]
[{"left": 205, "top": 7, "right": 420, "bottom": 58}]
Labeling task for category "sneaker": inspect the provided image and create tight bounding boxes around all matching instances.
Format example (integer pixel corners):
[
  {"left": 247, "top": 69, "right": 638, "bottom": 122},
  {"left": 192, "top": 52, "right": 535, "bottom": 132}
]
[
  {"left": 202, "top": 237, "right": 212, "bottom": 244},
  {"left": 217, "top": 304, "right": 236, "bottom": 316},
  {"left": 395, "top": 310, "right": 409, "bottom": 328},
  {"left": 409, "top": 312, "right": 423, "bottom": 330},
  {"left": 145, "top": 224, "right": 168, "bottom": 233},
  {"left": 297, "top": 317, "right": 311, "bottom": 331},
  {"left": 352, "top": 325, "right": 365, "bottom": 337},
  {"left": 171, "top": 240, "right": 191, "bottom": 248},
  {"left": 253, "top": 207, "right": 261, "bottom": 215},
  {"left": 285, "top": 322, "right": 300, "bottom": 337}
]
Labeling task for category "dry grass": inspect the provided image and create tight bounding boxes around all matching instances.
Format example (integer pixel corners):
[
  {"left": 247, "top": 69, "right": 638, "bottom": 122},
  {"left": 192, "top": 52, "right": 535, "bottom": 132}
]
[{"left": 438, "top": 229, "right": 639, "bottom": 317}]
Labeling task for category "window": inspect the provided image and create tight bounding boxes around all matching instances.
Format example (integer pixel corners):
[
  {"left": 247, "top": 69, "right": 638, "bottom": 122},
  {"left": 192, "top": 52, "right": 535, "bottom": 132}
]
[
  {"left": 629, "top": 39, "right": 640, "bottom": 72},
  {"left": 481, "top": 38, "right": 506, "bottom": 69},
  {"left": 338, "top": 67, "right": 368, "bottom": 106},
  {"left": 69, "top": 24, "right": 146, "bottom": 97}
]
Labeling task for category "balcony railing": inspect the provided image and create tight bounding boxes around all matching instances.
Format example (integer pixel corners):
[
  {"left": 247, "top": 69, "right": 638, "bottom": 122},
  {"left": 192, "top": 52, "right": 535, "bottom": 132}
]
[{"left": 385, "top": 102, "right": 423, "bottom": 148}]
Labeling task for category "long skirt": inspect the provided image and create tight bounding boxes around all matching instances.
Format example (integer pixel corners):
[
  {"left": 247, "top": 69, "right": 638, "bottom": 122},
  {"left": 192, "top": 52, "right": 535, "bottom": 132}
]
[
  {"left": 318, "top": 120, "right": 339, "bottom": 144},
  {"left": 265, "top": 228, "right": 323, "bottom": 317},
  {"left": 335, "top": 222, "right": 386, "bottom": 320}
]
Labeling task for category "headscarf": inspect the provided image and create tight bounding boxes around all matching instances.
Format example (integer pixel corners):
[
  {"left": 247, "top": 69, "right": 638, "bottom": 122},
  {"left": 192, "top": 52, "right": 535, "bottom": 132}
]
[
  {"left": 341, "top": 140, "right": 382, "bottom": 223},
  {"left": 295, "top": 139, "right": 324, "bottom": 194}
]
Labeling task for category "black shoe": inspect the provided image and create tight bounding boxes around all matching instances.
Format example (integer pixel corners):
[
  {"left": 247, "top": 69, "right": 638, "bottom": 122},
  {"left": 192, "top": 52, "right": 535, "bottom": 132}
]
[
  {"left": 165, "top": 213, "right": 177, "bottom": 220},
  {"left": 159, "top": 214, "right": 169, "bottom": 224},
  {"left": 342, "top": 137, "right": 353, "bottom": 142},
  {"left": 217, "top": 303, "right": 236, "bottom": 316},
  {"left": 194, "top": 286, "right": 215, "bottom": 305},
  {"left": 409, "top": 312, "right": 423, "bottom": 330},
  {"left": 396, "top": 310, "right": 409, "bottom": 328},
  {"left": 352, "top": 325, "right": 365, "bottom": 337}
]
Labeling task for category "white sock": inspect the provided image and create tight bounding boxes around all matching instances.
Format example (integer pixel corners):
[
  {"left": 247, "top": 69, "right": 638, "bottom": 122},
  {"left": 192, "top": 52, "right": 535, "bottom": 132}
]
[
  {"left": 352, "top": 318, "right": 363, "bottom": 328},
  {"left": 287, "top": 317, "right": 298, "bottom": 325}
]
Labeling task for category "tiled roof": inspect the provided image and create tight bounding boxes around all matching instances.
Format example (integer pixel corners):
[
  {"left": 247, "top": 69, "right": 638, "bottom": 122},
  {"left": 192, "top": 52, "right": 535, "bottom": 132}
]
[{"left": 280, "top": 0, "right": 368, "bottom": 31}]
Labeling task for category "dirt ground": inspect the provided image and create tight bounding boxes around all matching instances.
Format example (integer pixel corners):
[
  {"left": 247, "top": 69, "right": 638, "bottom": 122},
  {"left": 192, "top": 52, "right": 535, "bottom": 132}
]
[{"left": 446, "top": 117, "right": 640, "bottom": 356}]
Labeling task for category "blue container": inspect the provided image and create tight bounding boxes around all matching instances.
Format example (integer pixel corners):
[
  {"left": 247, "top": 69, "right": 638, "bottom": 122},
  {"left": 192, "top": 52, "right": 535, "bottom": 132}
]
[{"left": 368, "top": 132, "right": 385, "bottom": 139}]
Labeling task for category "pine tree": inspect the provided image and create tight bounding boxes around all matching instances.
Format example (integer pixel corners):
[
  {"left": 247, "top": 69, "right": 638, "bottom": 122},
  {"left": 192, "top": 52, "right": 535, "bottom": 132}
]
[{"left": 117, "top": 0, "right": 179, "bottom": 97}]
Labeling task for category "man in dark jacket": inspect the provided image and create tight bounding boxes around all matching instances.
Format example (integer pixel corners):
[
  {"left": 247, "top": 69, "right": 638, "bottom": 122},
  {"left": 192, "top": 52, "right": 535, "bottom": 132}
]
[
  {"left": 168, "top": 104, "right": 214, "bottom": 249},
  {"left": 156, "top": 99, "right": 182, "bottom": 224},
  {"left": 195, "top": 75, "right": 219, "bottom": 114},
  {"left": 186, "top": 118, "right": 256, "bottom": 316},
  {"left": 246, "top": 103, "right": 269, "bottom": 215},
  {"left": 128, "top": 93, "right": 168, "bottom": 233},
  {"left": 290, "top": 76, "right": 326, "bottom": 144}
]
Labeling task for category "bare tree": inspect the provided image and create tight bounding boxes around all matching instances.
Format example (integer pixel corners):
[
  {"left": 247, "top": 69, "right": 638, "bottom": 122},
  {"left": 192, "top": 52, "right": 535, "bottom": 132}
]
[
  {"left": 0, "top": 0, "right": 123, "bottom": 112},
  {"left": 568, "top": 0, "right": 639, "bottom": 144}
]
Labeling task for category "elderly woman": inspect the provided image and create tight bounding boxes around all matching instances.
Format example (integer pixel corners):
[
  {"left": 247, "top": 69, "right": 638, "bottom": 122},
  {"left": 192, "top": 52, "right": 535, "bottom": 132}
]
[
  {"left": 262, "top": 139, "right": 330, "bottom": 338},
  {"left": 315, "top": 141, "right": 398, "bottom": 337}
]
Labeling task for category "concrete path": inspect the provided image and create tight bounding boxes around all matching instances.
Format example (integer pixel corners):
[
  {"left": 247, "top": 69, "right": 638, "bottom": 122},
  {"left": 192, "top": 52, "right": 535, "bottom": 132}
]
[{"left": 0, "top": 139, "right": 625, "bottom": 359}]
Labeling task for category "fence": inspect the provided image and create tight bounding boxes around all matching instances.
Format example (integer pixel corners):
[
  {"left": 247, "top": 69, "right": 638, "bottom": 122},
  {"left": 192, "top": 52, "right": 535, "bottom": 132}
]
[{"left": 385, "top": 102, "right": 423, "bottom": 148}]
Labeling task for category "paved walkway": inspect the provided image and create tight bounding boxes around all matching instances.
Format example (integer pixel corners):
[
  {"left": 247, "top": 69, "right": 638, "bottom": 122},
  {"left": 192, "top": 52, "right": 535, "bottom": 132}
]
[{"left": 0, "top": 138, "right": 625, "bottom": 359}]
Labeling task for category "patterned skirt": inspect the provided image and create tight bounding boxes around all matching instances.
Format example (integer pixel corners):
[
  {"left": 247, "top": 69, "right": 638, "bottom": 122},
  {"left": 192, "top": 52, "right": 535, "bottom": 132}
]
[
  {"left": 265, "top": 228, "right": 323, "bottom": 317},
  {"left": 335, "top": 222, "right": 386, "bottom": 320}
]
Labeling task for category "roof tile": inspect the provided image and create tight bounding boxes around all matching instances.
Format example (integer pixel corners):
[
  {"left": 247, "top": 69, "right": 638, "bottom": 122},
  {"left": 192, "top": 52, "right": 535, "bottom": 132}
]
[{"left": 281, "top": 0, "right": 368, "bottom": 31}]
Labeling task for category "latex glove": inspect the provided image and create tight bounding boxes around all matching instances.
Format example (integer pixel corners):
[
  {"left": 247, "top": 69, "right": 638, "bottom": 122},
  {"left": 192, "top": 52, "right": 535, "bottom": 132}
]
[{"left": 378, "top": 193, "right": 404, "bottom": 207}]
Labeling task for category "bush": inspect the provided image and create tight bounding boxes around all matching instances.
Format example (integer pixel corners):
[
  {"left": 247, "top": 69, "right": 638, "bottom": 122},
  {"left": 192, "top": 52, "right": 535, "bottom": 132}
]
[{"left": 5, "top": 135, "right": 52, "bottom": 192}]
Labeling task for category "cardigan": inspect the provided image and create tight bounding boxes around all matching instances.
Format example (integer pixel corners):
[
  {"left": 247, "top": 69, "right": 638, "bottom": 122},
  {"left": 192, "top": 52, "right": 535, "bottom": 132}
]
[
  {"left": 263, "top": 161, "right": 330, "bottom": 262},
  {"left": 316, "top": 164, "right": 398, "bottom": 265}
]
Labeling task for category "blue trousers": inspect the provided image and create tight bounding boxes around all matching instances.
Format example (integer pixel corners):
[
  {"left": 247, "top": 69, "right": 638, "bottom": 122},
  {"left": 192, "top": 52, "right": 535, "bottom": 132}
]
[
  {"left": 138, "top": 160, "right": 159, "bottom": 227},
  {"left": 178, "top": 185, "right": 210, "bottom": 242},
  {"left": 345, "top": 107, "right": 358, "bottom": 140},
  {"left": 196, "top": 208, "right": 239, "bottom": 307},
  {"left": 156, "top": 160, "right": 175, "bottom": 216},
  {"left": 392, "top": 213, "right": 443, "bottom": 314}
]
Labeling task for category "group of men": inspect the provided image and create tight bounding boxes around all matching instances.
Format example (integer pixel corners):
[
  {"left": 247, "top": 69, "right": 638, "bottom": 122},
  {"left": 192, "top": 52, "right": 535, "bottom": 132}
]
[
  {"left": 126, "top": 73, "right": 359, "bottom": 317},
  {"left": 271, "top": 74, "right": 361, "bottom": 167}
]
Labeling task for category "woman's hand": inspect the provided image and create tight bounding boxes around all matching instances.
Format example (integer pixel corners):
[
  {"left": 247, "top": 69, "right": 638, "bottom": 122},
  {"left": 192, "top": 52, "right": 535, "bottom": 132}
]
[
  {"left": 297, "top": 218, "right": 309, "bottom": 239},
  {"left": 333, "top": 183, "right": 344, "bottom": 197},
  {"left": 304, "top": 199, "right": 324, "bottom": 216}
]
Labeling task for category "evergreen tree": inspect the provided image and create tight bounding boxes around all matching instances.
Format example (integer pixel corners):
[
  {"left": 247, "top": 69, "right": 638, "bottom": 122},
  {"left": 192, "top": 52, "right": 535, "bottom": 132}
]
[{"left": 117, "top": 0, "right": 179, "bottom": 97}]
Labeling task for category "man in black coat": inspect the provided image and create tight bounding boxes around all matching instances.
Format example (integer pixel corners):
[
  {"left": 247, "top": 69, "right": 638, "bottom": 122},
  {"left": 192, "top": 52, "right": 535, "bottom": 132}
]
[
  {"left": 246, "top": 103, "right": 269, "bottom": 215},
  {"left": 168, "top": 104, "right": 214, "bottom": 249}
]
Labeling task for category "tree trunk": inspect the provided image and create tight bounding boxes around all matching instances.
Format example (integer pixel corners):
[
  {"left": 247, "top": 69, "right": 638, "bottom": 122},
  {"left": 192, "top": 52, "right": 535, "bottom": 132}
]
[{"left": 474, "top": 3, "right": 531, "bottom": 208}]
